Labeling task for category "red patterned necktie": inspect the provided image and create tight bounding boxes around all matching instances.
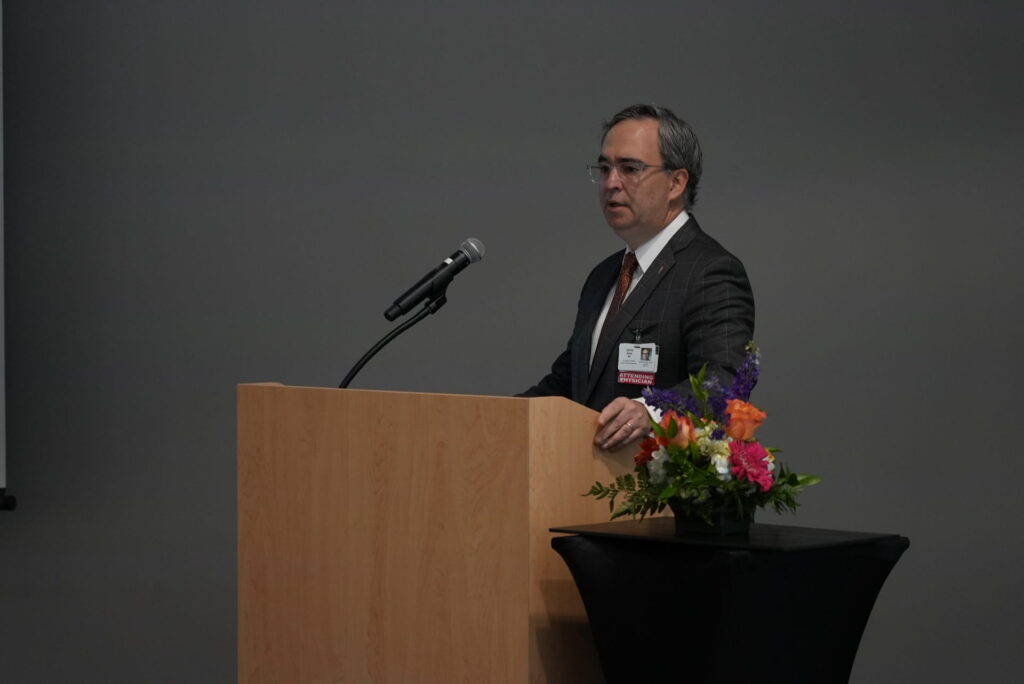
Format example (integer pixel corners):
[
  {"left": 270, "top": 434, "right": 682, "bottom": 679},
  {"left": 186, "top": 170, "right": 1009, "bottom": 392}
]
[{"left": 599, "top": 252, "right": 638, "bottom": 341}]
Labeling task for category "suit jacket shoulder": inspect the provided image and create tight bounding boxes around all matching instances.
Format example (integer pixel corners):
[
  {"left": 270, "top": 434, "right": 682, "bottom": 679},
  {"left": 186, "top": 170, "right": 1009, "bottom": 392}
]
[
  {"left": 583, "top": 216, "right": 755, "bottom": 408},
  {"left": 520, "top": 216, "right": 754, "bottom": 410}
]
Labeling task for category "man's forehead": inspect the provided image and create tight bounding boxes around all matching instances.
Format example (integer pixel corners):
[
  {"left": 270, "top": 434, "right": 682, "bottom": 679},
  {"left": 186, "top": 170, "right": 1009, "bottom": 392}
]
[{"left": 600, "top": 118, "right": 660, "bottom": 158}]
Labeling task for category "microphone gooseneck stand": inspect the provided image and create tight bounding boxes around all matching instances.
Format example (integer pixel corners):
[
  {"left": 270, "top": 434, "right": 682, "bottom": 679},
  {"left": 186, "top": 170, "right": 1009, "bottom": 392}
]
[{"left": 338, "top": 293, "right": 448, "bottom": 389}]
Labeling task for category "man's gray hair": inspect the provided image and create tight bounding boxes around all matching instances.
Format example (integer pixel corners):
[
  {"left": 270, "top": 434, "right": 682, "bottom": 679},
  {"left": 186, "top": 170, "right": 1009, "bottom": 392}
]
[{"left": 602, "top": 104, "right": 703, "bottom": 209}]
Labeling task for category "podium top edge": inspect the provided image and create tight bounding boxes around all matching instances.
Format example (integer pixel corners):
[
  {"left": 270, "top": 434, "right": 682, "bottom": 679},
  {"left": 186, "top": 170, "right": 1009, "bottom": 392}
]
[{"left": 236, "top": 383, "right": 584, "bottom": 405}]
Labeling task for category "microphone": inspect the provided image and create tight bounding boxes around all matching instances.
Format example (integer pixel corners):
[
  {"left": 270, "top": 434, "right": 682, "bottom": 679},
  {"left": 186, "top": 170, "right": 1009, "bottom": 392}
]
[{"left": 384, "top": 238, "right": 485, "bottom": 321}]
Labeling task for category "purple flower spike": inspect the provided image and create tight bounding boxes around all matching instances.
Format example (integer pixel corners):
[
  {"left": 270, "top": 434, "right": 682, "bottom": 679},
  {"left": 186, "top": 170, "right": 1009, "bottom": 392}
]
[
  {"left": 726, "top": 344, "right": 761, "bottom": 401},
  {"left": 641, "top": 387, "right": 687, "bottom": 413},
  {"left": 708, "top": 396, "right": 727, "bottom": 423},
  {"left": 702, "top": 375, "right": 723, "bottom": 395}
]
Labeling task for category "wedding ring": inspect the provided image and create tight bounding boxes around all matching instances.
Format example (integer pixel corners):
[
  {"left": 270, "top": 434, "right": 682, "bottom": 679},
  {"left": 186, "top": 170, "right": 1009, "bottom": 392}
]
[{"left": 624, "top": 421, "right": 633, "bottom": 431}]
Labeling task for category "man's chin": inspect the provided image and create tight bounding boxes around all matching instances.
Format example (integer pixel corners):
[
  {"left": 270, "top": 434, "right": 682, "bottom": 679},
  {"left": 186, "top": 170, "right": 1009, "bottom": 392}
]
[
  {"left": 608, "top": 222, "right": 660, "bottom": 250},
  {"left": 604, "top": 213, "right": 633, "bottom": 232},
  {"left": 609, "top": 226, "right": 644, "bottom": 249}
]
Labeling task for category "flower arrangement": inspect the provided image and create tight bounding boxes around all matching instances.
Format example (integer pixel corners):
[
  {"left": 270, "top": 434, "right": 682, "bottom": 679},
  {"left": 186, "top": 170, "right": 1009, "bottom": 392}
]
[{"left": 587, "top": 344, "right": 819, "bottom": 525}]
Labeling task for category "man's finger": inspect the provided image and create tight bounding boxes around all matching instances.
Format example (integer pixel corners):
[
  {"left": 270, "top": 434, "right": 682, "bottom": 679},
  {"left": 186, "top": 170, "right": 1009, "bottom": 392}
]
[
  {"left": 603, "top": 423, "right": 640, "bottom": 451},
  {"left": 595, "top": 405, "right": 627, "bottom": 442},
  {"left": 597, "top": 414, "right": 641, "bottom": 450}
]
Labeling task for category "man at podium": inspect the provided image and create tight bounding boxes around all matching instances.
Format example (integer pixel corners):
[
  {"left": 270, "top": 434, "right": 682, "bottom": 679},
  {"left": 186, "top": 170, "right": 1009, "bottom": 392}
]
[{"left": 521, "top": 104, "right": 755, "bottom": 452}]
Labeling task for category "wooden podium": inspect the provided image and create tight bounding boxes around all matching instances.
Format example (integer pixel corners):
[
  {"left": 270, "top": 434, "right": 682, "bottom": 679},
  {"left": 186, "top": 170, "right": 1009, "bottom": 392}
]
[{"left": 237, "top": 384, "right": 634, "bottom": 683}]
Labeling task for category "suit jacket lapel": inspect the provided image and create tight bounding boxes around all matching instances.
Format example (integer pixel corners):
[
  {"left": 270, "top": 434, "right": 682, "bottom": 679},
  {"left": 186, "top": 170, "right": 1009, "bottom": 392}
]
[
  {"left": 583, "top": 218, "right": 701, "bottom": 404},
  {"left": 572, "top": 258, "right": 619, "bottom": 401}
]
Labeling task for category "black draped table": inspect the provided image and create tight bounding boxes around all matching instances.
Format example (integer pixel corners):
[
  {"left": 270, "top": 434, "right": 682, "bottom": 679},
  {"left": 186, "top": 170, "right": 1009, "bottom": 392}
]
[{"left": 550, "top": 518, "right": 909, "bottom": 684}]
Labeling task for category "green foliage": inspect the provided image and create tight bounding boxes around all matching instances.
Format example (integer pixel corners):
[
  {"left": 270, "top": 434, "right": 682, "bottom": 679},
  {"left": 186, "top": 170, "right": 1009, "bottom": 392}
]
[
  {"left": 584, "top": 347, "right": 820, "bottom": 523},
  {"left": 689, "top": 365, "right": 710, "bottom": 417},
  {"left": 584, "top": 409, "right": 819, "bottom": 523},
  {"left": 585, "top": 473, "right": 667, "bottom": 520}
]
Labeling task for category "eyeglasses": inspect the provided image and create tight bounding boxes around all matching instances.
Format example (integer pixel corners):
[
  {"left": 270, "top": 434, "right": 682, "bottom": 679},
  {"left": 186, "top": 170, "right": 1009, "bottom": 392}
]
[{"left": 587, "top": 160, "right": 665, "bottom": 184}]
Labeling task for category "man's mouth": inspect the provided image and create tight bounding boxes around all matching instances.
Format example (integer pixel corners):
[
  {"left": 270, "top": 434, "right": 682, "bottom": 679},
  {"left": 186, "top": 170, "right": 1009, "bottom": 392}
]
[{"left": 606, "top": 200, "right": 628, "bottom": 210}]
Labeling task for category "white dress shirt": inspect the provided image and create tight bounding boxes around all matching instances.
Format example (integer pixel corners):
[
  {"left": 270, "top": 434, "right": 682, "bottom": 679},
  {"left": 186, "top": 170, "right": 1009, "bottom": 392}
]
[{"left": 589, "top": 210, "right": 690, "bottom": 366}]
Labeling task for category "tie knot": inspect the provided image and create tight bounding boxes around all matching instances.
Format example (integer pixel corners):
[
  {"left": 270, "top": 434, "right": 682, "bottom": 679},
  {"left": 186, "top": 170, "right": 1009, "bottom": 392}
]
[{"left": 622, "top": 252, "right": 638, "bottom": 275}]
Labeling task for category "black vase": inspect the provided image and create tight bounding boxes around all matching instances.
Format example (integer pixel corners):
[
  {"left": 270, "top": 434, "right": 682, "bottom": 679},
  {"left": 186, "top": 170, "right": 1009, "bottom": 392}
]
[{"left": 668, "top": 500, "right": 753, "bottom": 536}]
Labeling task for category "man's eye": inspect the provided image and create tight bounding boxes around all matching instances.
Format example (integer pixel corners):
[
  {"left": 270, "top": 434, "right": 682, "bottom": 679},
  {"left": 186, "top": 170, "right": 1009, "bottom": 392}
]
[
  {"left": 621, "top": 163, "right": 643, "bottom": 176},
  {"left": 598, "top": 163, "right": 613, "bottom": 175}
]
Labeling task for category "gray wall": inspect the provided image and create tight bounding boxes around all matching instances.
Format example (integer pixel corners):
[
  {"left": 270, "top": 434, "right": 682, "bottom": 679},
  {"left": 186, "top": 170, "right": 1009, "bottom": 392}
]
[{"left": 2, "top": 1, "right": 1022, "bottom": 681}]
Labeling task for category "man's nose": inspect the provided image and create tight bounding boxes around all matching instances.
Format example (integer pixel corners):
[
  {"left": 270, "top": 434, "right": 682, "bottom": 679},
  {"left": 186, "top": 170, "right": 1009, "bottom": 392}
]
[{"left": 603, "top": 167, "right": 624, "bottom": 191}]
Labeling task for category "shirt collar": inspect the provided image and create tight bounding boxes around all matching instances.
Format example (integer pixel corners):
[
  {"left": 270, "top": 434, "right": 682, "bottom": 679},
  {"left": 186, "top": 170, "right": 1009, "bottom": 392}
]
[{"left": 628, "top": 210, "right": 690, "bottom": 275}]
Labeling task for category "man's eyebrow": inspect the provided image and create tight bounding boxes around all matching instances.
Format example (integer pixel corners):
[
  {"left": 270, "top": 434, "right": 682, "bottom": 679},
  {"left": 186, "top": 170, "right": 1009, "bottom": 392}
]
[{"left": 596, "top": 155, "right": 644, "bottom": 163}]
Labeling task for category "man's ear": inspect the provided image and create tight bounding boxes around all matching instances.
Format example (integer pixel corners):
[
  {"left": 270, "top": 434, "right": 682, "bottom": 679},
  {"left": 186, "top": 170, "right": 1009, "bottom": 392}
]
[{"left": 668, "top": 168, "right": 689, "bottom": 203}]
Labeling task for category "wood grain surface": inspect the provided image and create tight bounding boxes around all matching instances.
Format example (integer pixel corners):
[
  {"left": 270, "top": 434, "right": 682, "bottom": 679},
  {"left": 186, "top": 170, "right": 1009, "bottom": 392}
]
[{"left": 238, "top": 385, "right": 633, "bottom": 683}]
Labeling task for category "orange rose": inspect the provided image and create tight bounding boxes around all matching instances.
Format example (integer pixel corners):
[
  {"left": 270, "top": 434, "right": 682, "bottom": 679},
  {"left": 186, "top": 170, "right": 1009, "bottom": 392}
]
[
  {"left": 724, "top": 399, "right": 767, "bottom": 441},
  {"left": 656, "top": 411, "right": 695, "bottom": 449}
]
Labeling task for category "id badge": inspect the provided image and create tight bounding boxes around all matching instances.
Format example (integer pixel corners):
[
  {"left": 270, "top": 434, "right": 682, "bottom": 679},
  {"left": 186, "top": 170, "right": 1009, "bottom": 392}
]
[{"left": 617, "top": 342, "right": 658, "bottom": 385}]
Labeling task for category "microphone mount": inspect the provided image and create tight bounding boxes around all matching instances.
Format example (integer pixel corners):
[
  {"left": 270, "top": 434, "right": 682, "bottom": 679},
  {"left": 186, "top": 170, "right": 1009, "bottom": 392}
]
[
  {"left": 339, "top": 237, "right": 483, "bottom": 389},
  {"left": 338, "top": 285, "right": 449, "bottom": 389}
]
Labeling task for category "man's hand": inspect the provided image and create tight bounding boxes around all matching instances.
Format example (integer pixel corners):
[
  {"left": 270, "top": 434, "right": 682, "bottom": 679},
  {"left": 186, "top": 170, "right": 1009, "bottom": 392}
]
[{"left": 595, "top": 397, "right": 649, "bottom": 451}]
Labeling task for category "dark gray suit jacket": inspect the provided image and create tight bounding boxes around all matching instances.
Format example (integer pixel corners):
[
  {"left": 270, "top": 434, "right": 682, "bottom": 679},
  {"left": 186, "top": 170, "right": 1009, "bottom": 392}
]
[{"left": 521, "top": 216, "right": 755, "bottom": 410}]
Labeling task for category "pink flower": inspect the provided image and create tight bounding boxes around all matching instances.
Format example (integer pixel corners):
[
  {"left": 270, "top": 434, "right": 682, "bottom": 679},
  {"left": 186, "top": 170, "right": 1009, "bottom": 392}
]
[{"left": 728, "top": 441, "right": 774, "bottom": 492}]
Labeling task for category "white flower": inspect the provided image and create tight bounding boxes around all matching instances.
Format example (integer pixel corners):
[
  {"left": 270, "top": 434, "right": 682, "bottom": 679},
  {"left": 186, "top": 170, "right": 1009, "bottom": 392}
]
[
  {"left": 708, "top": 439, "right": 731, "bottom": 459},
  {"left": 694, "top": 425, "right": 712, "bottom": 446},
  {"left": 647, "top": 446, "right": 669, "bottom": 484},
  {"left": 694, "top": 424, "right": 732, "bottom": 481},
  {"left": 710, "top": 452, "right": 732, "bottom": 481}
]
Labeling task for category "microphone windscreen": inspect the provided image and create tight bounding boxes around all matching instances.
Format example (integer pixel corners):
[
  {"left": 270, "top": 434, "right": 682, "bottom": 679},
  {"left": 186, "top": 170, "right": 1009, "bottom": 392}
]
[{"left": 461, "top": 238, "right": 485, "bottom": 262}]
